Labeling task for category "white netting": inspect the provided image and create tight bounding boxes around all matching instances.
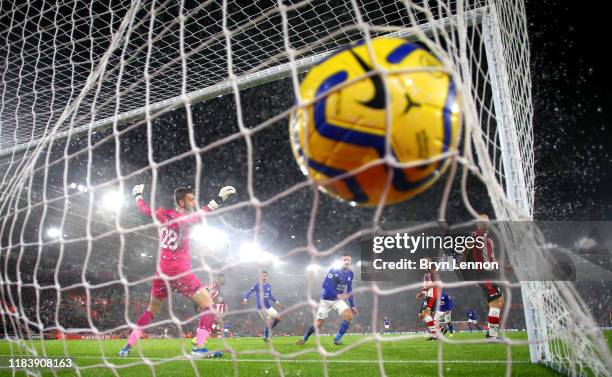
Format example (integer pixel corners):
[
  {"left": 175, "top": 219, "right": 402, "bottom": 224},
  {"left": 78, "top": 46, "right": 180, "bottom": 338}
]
[{"left": 0, "top": 0, "right": 610, "bottom": 376}]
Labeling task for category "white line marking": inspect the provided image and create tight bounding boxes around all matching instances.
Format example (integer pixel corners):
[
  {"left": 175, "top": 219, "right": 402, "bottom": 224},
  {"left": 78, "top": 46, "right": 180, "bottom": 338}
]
[{"left": 0, "top": 355, "right": 529, "bottom": 364}]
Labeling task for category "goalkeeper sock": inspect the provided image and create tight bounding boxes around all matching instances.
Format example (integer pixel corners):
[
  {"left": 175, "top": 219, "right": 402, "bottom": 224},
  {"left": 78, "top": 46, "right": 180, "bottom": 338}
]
[
  {"left": 424, "top": 315, "right": 436, "bottom": 336},
  {"left": 271, "top": 318, "right": 280, "bottom": 329},
  {"left": 127, "top": 310, "right": 154, "bottom": 347},
  {"left": 487, "top": 307, "right": 501, "bottom": 336},
  {"left": 195, "top": 328, "right": 210, "bottom": 348},
  {"left": 196, "top": 310, "right": 215, "bottom": 347},
  {"left": 335, "top": 320, "right": 350, "bottom": 341},
  {"left": 448, "top": 322, "right": 454, "bottom": 334},
  {"left": 303, "top": 325, "right": 315, "bottom": 340}
]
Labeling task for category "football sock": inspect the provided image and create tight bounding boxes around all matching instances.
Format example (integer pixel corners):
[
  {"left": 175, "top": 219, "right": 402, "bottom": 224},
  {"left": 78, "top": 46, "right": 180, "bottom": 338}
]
[
  {"left": 487, "top": 307, "right": 501, "bottom": 336},
  {"left": 303, "top": 325, "right": 315, "bottom": 340},
  {"left": 126, "top": 310, "right": 154, "bottom": 347},
  {"left": 195, "top": 328, "right": 210, "bottom": 348},
  {"left": 335, "top": 320, "right": 350, "bottom": 341},
  {"left": 196, "top": 310, "right": 215, "bottom": 347},
  {"left": 424, "top": 315, "right": 436, "bottom": 336}
]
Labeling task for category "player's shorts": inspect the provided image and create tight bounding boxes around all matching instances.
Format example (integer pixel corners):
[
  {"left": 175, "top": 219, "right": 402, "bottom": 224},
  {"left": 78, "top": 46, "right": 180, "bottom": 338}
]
[
  {"left": 480, "top": 281, "right": 502, "bottom": 303},
  {"left": 384, "top": 324, "right": 390, "bottom": 330},
  {"left": 316, "top": 299, "right": 349, "bottom": 320},
  {"left": 436, "top": 311, "right": 452, "bottom": 323},
  {"left": 151, "top": 272, "right": 203, "bottom": 299},
  {"left": 468, "top": 319, "right": 478, "bottom": 324},
  {"left": 259, "top": 306, "right": 280, "bottom": 320},
  {"left": 420, "top": 296, "right": 437, "bottom": 313}
]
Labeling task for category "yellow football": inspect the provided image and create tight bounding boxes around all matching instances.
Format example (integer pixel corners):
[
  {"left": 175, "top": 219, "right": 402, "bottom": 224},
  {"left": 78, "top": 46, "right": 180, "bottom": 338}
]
[{"left": 290, "top": 38, "right": 461, "bottom": 206}]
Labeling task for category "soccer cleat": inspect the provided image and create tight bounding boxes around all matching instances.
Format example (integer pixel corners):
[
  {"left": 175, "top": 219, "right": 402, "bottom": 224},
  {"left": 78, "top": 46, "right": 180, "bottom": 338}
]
[
  {"left": 191, "top": 347, "right": 223, "bottom": 358},
  {"left": 333, "top": 339, "right": 344, "bottom": 346},
  {"left": 485, "top": 332, "right": 505, "bottom": 342},
  {"left": 263, "top": 337, "right": 270, "bottom": 343},
  {"left": 191, "top": 337, "right": 197, "bottom": 347},
  {"left": 117, "top": 346, "right": 130, "bottom": 357},
  {"left": 296, "top": 338, "right": 306, "bottom": 345}
]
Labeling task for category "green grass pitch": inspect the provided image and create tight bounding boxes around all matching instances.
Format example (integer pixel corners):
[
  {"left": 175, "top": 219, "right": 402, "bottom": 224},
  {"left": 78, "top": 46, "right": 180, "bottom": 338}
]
[{"left": 1, "top": 331, "right": 609, "bottom": 376}]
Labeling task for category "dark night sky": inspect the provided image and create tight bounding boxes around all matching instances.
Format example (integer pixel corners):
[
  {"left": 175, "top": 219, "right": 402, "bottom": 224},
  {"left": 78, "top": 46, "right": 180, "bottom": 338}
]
[{"left": 527, "top": 0, "right": 612, "bottom": 220}]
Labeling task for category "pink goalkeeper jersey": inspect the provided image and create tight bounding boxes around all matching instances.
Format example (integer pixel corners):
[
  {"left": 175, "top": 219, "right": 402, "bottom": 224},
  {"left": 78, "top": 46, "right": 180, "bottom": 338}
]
[{"left": 136, "top": 198, "right": 212, "bottom": 275}]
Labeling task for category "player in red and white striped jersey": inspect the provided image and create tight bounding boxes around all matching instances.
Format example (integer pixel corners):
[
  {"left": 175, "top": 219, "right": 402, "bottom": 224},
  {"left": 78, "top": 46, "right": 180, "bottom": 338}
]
[
  {"left": 416, "top": 257, "right": 440, "bottom": 339},
  {"left": 463, "top": 214, "right": 505, "bottom": 340}
]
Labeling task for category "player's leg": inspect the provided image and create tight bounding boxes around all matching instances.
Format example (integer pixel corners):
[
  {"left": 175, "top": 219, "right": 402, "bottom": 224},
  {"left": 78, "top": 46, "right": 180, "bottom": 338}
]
[
  {"left": 263, "top": 307, "right": 281, "bottom": 342},
  {"left": 419, "top": 298, "right": 437, "bottom": 339},
  {"left": 298, "top": 301, "right": 329, "bottom": 345},
  {"left": 445, "top": 311, "right": 454, "bottom": 335},
  {"left": 190, "top": 288, "right": 214, "bottom": 345},
  {"left": 118, "top": 281, "right": 166, "bottom": 357},
  {"left": 434, "top": 311, "right": 447, "bottom": 334},
  {"left": 333, "top": 301, "right": 353, "bottom": 345},
  {"left": 185, "top": 276, "right": 222, "bottom": 357},
  {"left": 482, "top": 283, "right": 504, "bottom": 339}
]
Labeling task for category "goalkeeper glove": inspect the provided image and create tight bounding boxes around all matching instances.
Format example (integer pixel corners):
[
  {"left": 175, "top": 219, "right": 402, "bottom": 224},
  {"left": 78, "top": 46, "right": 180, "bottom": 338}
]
[
  {"left": 207, "top": 186, "right": 236, "bottom": 210},
  {"left": 132, "top": 184, "right": 144, "bottom": 200}
]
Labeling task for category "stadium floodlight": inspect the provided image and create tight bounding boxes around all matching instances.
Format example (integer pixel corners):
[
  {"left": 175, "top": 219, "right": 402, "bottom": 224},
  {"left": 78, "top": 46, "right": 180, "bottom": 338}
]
[
  {"left": 77, "top": 184, "right": 87, "bottom": 192},
  {"left": 70, "top": 182, "right": 77, "bottom": 189},
  {"left": 191, "top": 225, "right": 228, "bottom": 250},
  {"left": 101, "top": 191, "right": 124, "bottom": 211},
  {"left": 238, "top": 241, "right": 281, "bottom": 265},
  {"left": 306, "top": 264, "right": 321, "bottom": 273},
  {"left": 46, "top": 227, "right": 61, "bottom": 239},
  {"left": 140, "top": 252, "right": 147, "bottom": 258}
]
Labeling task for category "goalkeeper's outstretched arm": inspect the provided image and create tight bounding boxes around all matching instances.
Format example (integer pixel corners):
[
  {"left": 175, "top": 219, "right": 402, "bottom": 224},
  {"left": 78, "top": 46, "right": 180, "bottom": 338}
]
[
  {"left": 131, "top": 184, "right": 237, "bottom": 224},
  {"left": 178, "top": 186, "right": 237, "bottom": 225}
]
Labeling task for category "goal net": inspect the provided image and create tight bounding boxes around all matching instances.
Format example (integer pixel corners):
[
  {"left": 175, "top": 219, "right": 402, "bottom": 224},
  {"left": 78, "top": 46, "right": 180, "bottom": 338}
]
[{"left": 0, "top": 0, "right": 609, "bottom": 376}]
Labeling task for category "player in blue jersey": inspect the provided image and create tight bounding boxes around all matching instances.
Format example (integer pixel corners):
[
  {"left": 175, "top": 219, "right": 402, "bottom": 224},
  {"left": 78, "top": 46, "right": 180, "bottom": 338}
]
[
  {"left": 242, "top": 271, "right": 283, "bottom": 343},
  {"left": 223, "top": 322, "right": 231, "bottom": 337},
  {"left": 297, "top": 253, "right": 358, "bottom": 346},
  {"left": 436, "top": 292, "right": 454, "bottom": 336},
  {"left": 383, "top": 316, "right": 391, "bottom": 334},
  {"left": 466, "top": 308, "right": 482, "bottom": 331}
]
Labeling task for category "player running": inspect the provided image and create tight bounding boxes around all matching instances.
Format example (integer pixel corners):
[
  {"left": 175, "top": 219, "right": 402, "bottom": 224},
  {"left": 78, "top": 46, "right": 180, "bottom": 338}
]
[
  {"left": 242, "top": 271, "right": 283, "bottom": 343},
  {"left": 436, "top": 292, "right": 454, "bottom": 336},
  {"left": 466, "top": 308, "right": 482, "bottom": 331},
  {"left": 117, "top": 184, "right": 236, "bottom": 358},
  {"left": 297, "top": 253, "right": 357, "bottom": 346},
  {"left": 416, "top": 257, "right": 440, "bottom": 340},
  {"left": 463, "top": 214, "right": 504, "bottom": 340}
]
